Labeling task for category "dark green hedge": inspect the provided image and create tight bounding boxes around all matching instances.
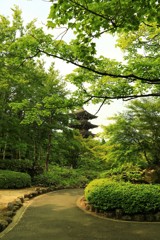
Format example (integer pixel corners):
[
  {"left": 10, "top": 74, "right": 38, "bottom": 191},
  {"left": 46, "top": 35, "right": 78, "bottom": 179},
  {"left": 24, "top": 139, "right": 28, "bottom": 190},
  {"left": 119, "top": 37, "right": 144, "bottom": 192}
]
[
  {"left": 0, "top": 170, "right": 31, "bottom": 189},
  {"left": 0, "top": 159, "right": 32, "bottom": 171},
  {"left": 85, "top": 179, "right": 160, "bottom": 214},
  {"left": 0, "top": 159, "right": 43, "bottom": 176}
]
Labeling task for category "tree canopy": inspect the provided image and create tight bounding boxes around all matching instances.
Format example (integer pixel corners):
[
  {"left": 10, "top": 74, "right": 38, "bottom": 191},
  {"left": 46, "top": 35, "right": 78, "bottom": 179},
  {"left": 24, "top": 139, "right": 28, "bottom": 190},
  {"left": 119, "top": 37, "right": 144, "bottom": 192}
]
[
  {"left": 101, "top": 98, "right": 160, "bottom": 168},
  {"left": 0, "top": 7, "right": 87, "bottom": 172},
  {"left": 44, "top": 0, "right": 160, "bottom": 104},
  {"left": 2, "top": 2, "right": 159, "bottom": 105},
  {"left": 1, "top": 2, "right": 160, "bottom": 176}
]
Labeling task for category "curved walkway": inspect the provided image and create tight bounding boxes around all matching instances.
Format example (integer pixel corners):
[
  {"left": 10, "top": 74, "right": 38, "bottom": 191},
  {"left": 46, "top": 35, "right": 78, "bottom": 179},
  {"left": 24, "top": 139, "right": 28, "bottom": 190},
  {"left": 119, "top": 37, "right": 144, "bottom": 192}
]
[{"left": 1, "top": 189, "right": 160, "bottom": 240}]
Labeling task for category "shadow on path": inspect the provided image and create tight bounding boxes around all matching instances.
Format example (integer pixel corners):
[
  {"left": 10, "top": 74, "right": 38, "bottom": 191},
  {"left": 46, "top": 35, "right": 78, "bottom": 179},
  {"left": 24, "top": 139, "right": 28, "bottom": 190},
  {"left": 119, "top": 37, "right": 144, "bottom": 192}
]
[{"left": 1, "top": 189, "right": 160, "bottom": 240}]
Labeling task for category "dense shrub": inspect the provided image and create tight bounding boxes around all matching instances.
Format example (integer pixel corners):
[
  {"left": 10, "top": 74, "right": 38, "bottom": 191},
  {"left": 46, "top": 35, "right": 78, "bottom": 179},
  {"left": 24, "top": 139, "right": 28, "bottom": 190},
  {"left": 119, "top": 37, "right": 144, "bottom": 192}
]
[
  {"left": 0, "top": 159, "right": 43, "bottom": 176},
  {"left": 32, "top": 167, "right": 98, "bottom": 188},
  {"left": 99, "top": 164, "right": 144, "bottom": 183},
  {"left": 76, "top": 169, "right": 99, "bottom": 181},
  {"left": 85, "top": 179, "right": 160, "bottom": 215},
  {"left": 0, "top": 170, "right": 31, "bottom": 189},
  {"left": 0, "top": 159, "right": 32, "bottom": 171}
]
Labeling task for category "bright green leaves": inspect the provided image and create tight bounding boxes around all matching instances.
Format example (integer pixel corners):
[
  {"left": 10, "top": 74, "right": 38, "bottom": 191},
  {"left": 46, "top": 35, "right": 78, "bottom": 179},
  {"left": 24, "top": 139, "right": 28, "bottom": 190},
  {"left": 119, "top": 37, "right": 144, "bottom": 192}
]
[
  {"left": 0, "top": 8, "right": 84, "bottom": 166},
  {"left": 117, "top": 22, "right": 160, "bottom": 85},
  {"left": 48, "top": 0, "right": 159, "bottom": 38},
  {"left": 85, "top": 179, "right": 160, "bottom": 215},
  {"left": 46, "top": 1, "right": 160, "bottom": 103},
  {"left": 101, "top": 98, "right": 160, "bottom": 167}
]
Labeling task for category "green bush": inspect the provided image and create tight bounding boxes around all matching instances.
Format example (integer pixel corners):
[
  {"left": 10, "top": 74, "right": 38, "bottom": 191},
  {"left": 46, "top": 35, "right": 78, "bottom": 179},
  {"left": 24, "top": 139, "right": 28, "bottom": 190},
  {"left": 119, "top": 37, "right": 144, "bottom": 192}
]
[
  {"left": 99, "top": 164, "right": 144, "bottom": 183},
  {"left": 0, "top": 159, "right": 43, "bottom": 176},
  {"left": 85, "top": 179, "right": 160, "bottom": 214},
  {"left": 32, "top": 167, "right": 98, "bottom": 188},
  {"left": 0, "top": 159, "right": 32, "bottom": 172},
  {"left": 0, "top": 170, "right": 31, "bottom": 189}
]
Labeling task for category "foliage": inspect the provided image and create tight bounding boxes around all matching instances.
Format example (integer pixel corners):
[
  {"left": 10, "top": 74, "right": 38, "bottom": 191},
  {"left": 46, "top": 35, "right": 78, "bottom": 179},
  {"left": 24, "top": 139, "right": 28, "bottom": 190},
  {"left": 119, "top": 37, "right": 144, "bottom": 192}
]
[
  {"left": 101, "top": 98, "right": 160, "bottom": 168},
  {"left": 50, "top": 131, "right": 108, "bottom": 170},
  {"left": 33, "top": 166, "right": 100, "bottom": 188},
  {"left": 99, "top": 163, "right": 143, "bottom": 183},
  {"left": 75, "top": 136, "right": 108, "bottom": 170},
  {"left": 48, "top": 0, "right": 159, "bottom": 35},
  {"left": 0, "top": 159, "right": 43, "bottom": 176},
  {"left": 0, "top": 170, "right": 31, "bottom": 189},
  {"left": 0, "top": 7, "right": 84, "bottom": 173},
  {"left": 85, "top": 179, "right": 160, "bottom": 214},
  {"left": 0, "top": 159, "right": 32, "bottom": 172},
  {"left": 46, "top": 0, "right": 160, "bottom": 103}
]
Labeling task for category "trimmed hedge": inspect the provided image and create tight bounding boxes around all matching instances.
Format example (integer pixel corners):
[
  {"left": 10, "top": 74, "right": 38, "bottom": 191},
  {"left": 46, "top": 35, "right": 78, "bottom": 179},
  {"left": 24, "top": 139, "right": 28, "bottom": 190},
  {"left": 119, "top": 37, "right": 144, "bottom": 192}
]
[
  {"left": 85, "top": 179, "right": 160, "bottom": 215},
  {"left": 0, "top": 170, "right": 31, "bottom": 189}
]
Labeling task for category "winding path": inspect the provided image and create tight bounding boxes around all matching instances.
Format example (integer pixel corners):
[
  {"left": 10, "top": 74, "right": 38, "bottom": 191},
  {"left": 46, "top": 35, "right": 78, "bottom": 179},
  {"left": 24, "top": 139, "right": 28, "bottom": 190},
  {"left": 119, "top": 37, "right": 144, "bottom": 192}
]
[{"left": 1, "top": 189, "right": 160, "bottom": 240}]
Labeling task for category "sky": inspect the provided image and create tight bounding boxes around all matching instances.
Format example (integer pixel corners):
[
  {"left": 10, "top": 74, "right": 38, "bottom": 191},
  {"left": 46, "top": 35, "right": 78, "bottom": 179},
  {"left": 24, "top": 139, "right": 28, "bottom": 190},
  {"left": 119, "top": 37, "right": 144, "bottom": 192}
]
[{"left": 0, "top": 0, "right": 126, "bottom": 133}]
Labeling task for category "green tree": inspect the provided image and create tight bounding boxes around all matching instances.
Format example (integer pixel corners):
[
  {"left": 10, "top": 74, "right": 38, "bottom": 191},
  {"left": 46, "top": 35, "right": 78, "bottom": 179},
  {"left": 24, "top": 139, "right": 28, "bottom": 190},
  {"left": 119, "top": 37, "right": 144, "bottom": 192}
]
[
  {"left": 40, "top": 0, "right": 160, "bottom": 104},
  {"left": 0, "top": 7, "right": 82, "bottom": 173},
  {"left": 3, "top": 3, "right": 159, "bottom": 105},
  {"left": 101, "top": 98, "right": 160, "bottom": 168}
]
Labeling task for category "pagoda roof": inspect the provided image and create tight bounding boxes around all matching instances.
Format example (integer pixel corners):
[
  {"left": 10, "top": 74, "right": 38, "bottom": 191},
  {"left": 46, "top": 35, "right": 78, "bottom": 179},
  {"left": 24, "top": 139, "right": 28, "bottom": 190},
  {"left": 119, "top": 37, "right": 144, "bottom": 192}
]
[
  {"left": 74, "top": 108, "right": 97, "bottom": 120},
  {"left": 70, "top": 120, "right": 98, "bottom": 130},
  {"left": 80, "top": 129, "right": 95, "bottom": 138}
]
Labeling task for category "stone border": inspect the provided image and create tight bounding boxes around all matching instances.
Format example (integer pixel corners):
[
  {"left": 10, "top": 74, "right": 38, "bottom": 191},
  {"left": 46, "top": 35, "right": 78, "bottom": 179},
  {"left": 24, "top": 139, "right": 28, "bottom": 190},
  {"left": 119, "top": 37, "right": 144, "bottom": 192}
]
[
  {"left": 0, "top": 187, "right": 54, "bottom": 234},
  {"left": 77, "top": 196, "right": 160, "bottom": 223}
]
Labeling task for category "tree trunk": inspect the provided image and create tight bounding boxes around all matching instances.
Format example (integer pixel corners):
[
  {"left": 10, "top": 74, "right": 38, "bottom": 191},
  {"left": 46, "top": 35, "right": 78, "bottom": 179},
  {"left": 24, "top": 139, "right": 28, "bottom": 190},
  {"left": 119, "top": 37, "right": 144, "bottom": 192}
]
[
  {"left": 3, "top": 134, "right": 8, "bottom": 160},
  {"left": 45, "top": 130, "right": 52, "bottom": 172}
]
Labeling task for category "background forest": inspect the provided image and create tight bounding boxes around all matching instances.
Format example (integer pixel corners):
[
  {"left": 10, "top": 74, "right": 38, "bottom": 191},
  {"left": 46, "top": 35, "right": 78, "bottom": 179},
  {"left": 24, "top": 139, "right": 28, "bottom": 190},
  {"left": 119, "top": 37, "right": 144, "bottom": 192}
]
[{"left": 0, "top": 1, "right": 160, "bottom": 189}]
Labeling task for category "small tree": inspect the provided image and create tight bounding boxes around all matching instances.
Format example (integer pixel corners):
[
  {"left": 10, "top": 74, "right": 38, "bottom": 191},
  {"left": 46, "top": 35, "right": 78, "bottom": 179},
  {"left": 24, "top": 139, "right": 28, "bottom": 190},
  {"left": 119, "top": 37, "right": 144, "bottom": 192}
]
[{"left": 101, "top": 98, "right": 160, "bottom": 168}]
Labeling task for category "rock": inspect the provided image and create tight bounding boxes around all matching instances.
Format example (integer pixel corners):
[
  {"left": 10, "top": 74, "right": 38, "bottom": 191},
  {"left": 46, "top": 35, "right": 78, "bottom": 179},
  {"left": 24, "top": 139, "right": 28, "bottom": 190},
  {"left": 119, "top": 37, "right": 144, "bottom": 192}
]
[
  {"left": 12, "top": 205, "right": 21, "bottom": 212},
  {"left": 41, "top": 188, "right": 47, "bottom": 194},
  {"left": 28, "top": 194, "right": 33, "bottom": 198},
  {"left": 90, "top": 205, "right": 95, "bottom": 212},
  {"left": 7, "top": 199, "right": 23, "bottom": 212},
  {"left": 31, "top": 191, "right": 38, "bottom": 197},
  {"left": 7, "top": 202, "right": 15, "bottom": 211},
  {"left": 132, "top": 214, "right": 145, "bottom": 222},
  {"left": 0, "top": 219, "right": 8, "bottom": 232},
  {"left": 46, "top": 187, "right": 52, "bottom": 192},
  {"left": 37, "top": 190, "right": 43, "bottom": 194},
  {"left": 24, "top": 194, "right": 30, "bottom": 198},
  {"left": 155, "top": 212, "right": 160, "bottom": 221},
  {"left": 15, "top": 199, "right": 23, "bottom": 207},
  {"left": 24, "top": 198, "right": 30, "bottom": 202},
  {"left": 18, "top": 196, "right": 24, "bottom": 203},
  {"left": 104, "top": 211, "right": 115, "bottom": 218},
  {"left": 85, "top": 204, "right": 91, "bottom": 211},
  {"left": 4, "top": 216, "right": 12, "bottom": 224},
  {"left": 95, "top": 208, "right": 99, "bottom": 213},
  {"left": 115, "top": 209, "right": 123, "bottom": 219},
  {"left": 121, "top": 215, "right": 132, "bottom": 221},
  {"left": 145, "top": 214, "right": 155, "bottom": 222},
  {"left": 3, "top": 211, "right": 15, "bottom": 217}
]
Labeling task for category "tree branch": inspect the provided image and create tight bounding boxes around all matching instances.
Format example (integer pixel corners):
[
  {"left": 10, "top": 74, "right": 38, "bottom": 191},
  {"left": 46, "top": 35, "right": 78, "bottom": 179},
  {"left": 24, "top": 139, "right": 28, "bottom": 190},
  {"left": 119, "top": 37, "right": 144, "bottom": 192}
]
[
  {"left": 83, "top": 92, "right": 160, "bottom": 103},
  {"left": 69, "top": 0, "right": 113, "bottom": 22},
  {"left": 94, "top": 99, "right": 107, "bottom": 115},
  {"left": 38, "top": 48, "right": 160, "bottom": 84}
]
